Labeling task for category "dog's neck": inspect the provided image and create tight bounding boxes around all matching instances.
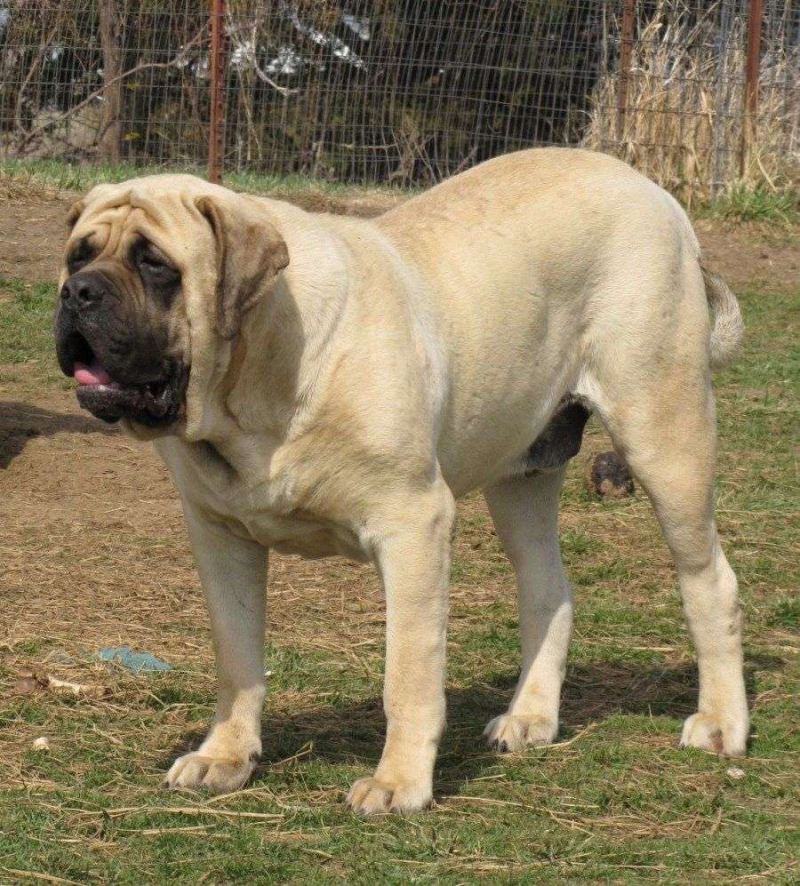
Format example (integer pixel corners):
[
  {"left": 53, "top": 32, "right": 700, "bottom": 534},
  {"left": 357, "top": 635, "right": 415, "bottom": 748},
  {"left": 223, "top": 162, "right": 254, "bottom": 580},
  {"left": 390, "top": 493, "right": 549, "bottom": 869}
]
[
  {"left": 229, "top": 275, "right": 347, "bottom": 432},
  {"left": 180, "top": 231, "right": 352, "bottom": 480}
]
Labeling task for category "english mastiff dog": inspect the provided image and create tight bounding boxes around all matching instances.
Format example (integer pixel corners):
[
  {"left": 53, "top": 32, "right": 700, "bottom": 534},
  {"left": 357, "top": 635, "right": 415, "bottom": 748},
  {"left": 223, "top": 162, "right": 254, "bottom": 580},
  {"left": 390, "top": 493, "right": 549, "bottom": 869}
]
[{"left": 55, "top": 149, "right": 748, "bottom": 814}]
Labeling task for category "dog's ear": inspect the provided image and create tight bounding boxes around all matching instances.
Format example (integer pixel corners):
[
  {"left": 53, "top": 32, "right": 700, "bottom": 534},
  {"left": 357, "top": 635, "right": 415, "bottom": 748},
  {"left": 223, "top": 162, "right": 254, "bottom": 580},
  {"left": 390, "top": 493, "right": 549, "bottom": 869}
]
[
  {"left": 196, "top": 194, "right": 289, "bottom": 340},
  {"left": 66, "top": 198, "right": 86, "bottom": 230}
]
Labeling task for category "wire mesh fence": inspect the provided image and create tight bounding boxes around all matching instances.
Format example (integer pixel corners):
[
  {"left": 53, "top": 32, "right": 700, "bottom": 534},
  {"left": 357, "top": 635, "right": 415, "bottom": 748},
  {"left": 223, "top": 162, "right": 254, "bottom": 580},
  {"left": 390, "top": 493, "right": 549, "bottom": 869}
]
[
  {"left": 586, "top": 0, "right": 800, "bottom": 200},
  {"left": 1, "top": 1, "right": 798, "bottom": 201}
]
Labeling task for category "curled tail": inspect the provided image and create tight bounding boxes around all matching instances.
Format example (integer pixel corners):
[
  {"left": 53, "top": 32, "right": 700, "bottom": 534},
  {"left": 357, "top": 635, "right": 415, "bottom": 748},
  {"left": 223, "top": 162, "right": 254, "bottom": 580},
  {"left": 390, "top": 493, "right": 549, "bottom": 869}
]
[{"left": 702, "top": 266, "right": 744, "bottom": 369}]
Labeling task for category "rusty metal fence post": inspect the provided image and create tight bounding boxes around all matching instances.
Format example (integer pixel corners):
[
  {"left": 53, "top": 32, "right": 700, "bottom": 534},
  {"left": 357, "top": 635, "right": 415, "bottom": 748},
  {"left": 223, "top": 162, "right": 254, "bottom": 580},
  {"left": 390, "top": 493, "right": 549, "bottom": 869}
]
[
  {"left": 741, "top": 0, "right": 764, "bottom": 177},
  {"left": 208, "top": 0, "right": 227, "bottom": 184},
  {"left": 616, "top": 0, "right": 637, "bottom": 143}
]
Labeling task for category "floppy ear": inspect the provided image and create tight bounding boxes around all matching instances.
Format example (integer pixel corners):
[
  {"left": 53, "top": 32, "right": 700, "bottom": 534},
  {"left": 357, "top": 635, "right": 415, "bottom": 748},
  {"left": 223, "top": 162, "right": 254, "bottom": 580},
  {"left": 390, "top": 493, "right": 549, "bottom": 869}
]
[
  {"left": 196, "top": 194, "right": 290, "bottom": 340},
  {"left": 66, "top": 198, "right": 86, "bottom": 230}
]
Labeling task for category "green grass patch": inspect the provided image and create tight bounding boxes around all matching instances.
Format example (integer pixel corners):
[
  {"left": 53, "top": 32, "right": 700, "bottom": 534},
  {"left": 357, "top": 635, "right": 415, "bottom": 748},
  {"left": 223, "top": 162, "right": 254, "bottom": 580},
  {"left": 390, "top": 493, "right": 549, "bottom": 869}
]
[
  {"left": 701, "top": 183, "right": 800, "bottom": 225},
  {"left": 0, "top": 276, "right": 65, "bottom": 387},
  {"left": 0, "top": 277, "right": 56, "bottom": 361},
  {"left": 5, "top": 157, "right": 797, "bottom": 227},
  {"left": 0, "top": 157, "right": 410, "bottom": 203}
]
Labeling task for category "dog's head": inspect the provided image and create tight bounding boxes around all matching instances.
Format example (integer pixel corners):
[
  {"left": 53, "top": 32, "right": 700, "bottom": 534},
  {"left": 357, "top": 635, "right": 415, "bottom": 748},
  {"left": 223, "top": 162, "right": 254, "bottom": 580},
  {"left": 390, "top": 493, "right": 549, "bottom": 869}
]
[{"left": 55, "top": 174, "right": 289, "bottom": 436}]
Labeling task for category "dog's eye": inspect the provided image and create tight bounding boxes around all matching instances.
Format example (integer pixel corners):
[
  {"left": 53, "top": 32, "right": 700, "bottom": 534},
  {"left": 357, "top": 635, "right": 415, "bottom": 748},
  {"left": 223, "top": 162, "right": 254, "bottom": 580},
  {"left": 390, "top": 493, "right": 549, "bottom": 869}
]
[
  {"left": 140, "top": 254, "right": 166, "bottom": 273},
  {"left": 138, "top": 250, "right": 180, "bottom": 282},
  {"left": 67, "top": 239, "right": 96, "bottom": 273}
]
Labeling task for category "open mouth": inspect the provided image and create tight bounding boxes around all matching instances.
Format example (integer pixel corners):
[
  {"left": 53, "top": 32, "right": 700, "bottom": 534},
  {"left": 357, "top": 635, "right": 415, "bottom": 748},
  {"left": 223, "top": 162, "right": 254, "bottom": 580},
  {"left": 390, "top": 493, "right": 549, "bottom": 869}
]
[{"left": 59, "top": 330, "right": 187, "bottom": 427}]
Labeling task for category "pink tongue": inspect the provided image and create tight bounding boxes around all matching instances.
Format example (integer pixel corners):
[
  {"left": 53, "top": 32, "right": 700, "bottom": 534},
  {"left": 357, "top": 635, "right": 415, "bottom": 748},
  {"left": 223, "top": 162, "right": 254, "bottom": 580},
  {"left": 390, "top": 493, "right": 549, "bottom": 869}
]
[{"left": 74, "top": 360, "right": 113, "bottom": 386}]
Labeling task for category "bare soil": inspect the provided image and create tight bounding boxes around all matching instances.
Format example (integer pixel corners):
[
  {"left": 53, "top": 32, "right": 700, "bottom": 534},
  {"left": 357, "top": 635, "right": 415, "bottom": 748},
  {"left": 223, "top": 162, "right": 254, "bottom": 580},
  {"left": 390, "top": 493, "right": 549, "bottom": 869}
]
[
  {"left": 0, "top": 182, "right": 398, "bottom": 679},
  {"left": 2, "top": 177, "right": 797, "bottom": 288},
  {"left": 0, "top": 186, "right": 74, "bottom": 284}
]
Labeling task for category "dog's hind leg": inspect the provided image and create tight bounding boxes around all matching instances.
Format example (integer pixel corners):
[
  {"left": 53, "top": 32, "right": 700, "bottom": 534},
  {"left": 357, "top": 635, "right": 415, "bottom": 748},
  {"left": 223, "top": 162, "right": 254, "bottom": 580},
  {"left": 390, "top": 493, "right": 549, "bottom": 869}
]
[
  {"left": 483, "top": 466, "right": 572, "bottom": 751},
  {"left": 578, "top": 319, "right": 748, "bottom": 755}
]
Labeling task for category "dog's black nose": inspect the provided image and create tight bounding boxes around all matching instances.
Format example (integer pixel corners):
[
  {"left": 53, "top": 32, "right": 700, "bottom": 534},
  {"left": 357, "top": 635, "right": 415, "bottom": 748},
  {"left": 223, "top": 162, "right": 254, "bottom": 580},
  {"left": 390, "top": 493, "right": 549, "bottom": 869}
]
[{"left": 60, "top": 275, "right": 102, "bottom": 308}]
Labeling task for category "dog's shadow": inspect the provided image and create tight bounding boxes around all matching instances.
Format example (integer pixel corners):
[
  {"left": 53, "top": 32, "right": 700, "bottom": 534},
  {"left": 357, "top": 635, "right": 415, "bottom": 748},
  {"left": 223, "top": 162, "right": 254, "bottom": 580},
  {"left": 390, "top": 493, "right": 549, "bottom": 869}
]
[
  {"left": 0, "top": 400, "right": 117, "bottom": 468},
  {"left": 167, "top": 653, "right": 781, "bottom": 790}
]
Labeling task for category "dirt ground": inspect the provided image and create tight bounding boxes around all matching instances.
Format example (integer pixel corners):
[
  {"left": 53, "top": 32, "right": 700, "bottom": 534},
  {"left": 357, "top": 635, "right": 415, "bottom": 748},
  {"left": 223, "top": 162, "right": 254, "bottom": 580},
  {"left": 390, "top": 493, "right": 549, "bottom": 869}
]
[
  {"left": 1, "top": 180, "right": 798, "bottom": 703},
  {"left": 0, "top": 181, "right": 404, "bottom": 684},
  {"left": 1, "top": 178, "right": 799, "bottom": 287}
]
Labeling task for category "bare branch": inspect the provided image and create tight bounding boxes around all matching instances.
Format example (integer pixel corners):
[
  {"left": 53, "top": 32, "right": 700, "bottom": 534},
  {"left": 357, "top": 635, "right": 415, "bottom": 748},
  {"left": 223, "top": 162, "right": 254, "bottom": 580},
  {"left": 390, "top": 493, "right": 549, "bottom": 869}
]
[{"left": 13, "top": 26, "right": 208, "bottom": 154}]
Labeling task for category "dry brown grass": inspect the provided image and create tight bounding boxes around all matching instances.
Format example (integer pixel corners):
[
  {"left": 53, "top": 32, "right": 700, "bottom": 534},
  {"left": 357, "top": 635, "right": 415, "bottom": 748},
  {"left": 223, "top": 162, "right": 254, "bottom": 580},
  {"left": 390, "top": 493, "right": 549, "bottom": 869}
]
[{"left": 583, "top": 0, "right": 800, "bottom": 205}]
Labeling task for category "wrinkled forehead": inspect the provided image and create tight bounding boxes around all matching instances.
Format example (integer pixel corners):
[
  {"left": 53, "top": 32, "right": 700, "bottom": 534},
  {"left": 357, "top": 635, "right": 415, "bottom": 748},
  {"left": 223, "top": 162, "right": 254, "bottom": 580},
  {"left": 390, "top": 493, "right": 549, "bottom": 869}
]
[{"left": 68, "top": 176, "right": 216, "bottom": 264}]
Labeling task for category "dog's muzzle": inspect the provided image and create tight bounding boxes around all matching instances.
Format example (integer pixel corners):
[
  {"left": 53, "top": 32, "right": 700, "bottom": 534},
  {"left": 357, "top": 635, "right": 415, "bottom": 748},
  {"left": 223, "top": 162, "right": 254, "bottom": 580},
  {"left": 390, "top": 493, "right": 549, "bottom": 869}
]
[{"left": 55, "top": 272, "right": 189, "bottom": 427}]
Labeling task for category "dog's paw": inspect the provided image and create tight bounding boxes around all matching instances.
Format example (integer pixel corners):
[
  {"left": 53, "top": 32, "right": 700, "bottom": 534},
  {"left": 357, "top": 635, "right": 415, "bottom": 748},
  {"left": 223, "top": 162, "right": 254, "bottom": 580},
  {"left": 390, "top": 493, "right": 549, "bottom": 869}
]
[
  {"left": 680, "top": 711, "right": 748, "bottom": 757},
  {"left": 483, "top": 713, "right": 558, "bottom": 753},
  {"left": 164, "top": 750, "right": 258, "bottom": 794},
  {"left": 346, "top": 775, "right": 432, "bottom": 815}
]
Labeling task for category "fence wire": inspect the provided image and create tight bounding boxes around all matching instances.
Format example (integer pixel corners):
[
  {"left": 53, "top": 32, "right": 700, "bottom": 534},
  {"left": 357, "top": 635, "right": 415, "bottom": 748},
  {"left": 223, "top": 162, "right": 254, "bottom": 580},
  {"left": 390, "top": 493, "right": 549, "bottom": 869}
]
[{"left": 0, "top": 1, "right": 798, "bottom": 200}]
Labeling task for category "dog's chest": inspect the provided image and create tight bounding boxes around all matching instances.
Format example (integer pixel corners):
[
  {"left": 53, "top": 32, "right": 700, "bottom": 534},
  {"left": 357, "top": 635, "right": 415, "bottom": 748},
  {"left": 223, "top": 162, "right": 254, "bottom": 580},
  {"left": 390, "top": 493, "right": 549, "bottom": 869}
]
[
  {"left": 156, "top": 436, "right": 369, "bottom": 562},
  {"left": 223, "top": 493, "right": 367, "bottom": 562}
]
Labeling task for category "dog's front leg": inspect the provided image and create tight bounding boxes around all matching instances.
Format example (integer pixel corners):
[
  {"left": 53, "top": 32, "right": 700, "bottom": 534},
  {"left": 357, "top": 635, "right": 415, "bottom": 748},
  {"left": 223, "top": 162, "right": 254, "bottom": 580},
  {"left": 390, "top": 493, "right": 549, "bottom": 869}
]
[
  {"left": 347, "top": 484, "right": 455, "bottom": 815},
  {"left": 165, "top": 506, "right": 268, "bottom": 794}
]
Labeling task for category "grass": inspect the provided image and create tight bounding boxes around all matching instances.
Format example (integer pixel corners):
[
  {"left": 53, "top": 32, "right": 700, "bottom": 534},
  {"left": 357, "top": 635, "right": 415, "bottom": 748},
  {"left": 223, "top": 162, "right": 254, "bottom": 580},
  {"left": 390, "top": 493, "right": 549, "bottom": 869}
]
[
  {"left": 0, "top": 157, "right": 409, "bottom": 213},
  {"left": 0, "top": 278, "right": 59, "bottom": 369},
  {"left": 701, "top": 185, "right": 800, "bottom": 226},
  {"left": 1, "top": 261, "right": 799, "bottom": 879},
  {"left": 3, "top": 155, "right": 797, "bottom": 226}
]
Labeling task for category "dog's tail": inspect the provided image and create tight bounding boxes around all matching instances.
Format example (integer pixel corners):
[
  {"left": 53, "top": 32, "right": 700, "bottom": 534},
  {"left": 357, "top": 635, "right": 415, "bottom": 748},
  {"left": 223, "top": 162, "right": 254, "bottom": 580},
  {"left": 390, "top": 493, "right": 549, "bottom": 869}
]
[{"left": 702, "top": 266, "right": 744, "bottom": 369}]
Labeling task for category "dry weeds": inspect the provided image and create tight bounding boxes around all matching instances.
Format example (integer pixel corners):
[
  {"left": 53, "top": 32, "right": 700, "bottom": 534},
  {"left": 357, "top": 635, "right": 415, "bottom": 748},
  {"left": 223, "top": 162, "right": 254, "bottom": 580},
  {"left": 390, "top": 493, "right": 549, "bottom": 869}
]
[{"left": 584, "top": 0, "right": 800, "bottom": 204}]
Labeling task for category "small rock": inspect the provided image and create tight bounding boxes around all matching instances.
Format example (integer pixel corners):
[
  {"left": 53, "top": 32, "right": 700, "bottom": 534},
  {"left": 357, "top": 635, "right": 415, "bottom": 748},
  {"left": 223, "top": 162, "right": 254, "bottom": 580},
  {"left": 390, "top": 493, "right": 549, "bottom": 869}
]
[
  {"left": 13, "top": 673, "right": 48, "bottom": 695},
  {"left": 726, "top": 766, "right": 746, "bottom": 780},
  {"left": 586, "top": 451, "right": 635, "bottom": 498},
  {"left": 32, "top": 737, "right": 50, "bottom": 751},
  {"left": 43, "top": 649, "right": 77, "bottom": 667}
]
